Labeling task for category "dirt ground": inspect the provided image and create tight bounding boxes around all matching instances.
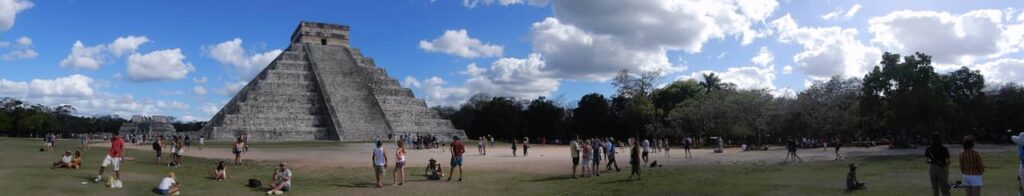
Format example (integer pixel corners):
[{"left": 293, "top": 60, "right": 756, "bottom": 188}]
[{"left": 113, "top": 141, "right": 1015, "bottom": 174}]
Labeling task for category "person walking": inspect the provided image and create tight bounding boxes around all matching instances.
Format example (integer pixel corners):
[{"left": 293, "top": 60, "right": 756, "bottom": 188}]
[
  {"left": 569, "top": 137, "right": 580, "bottom": 178},
  {"left": 372, "top": 141, "right": 388, "bottom": 187},
  {"left": 448, "top": 136, "right": 466, "bottom": 181},
  {"left": 95, "top": 132, "right": 125, "bottom": 188},
  {"left": 629, "top": 139, "right": 642, "bottom": 180},
  {"left": 786, "top": 139, "right": 802, "bottom": 162},
  {"left": 523, "top": 137, "right": 530, "bottom": 157},
  {"left": 233, "top": 137, "right": 244, "bottom": 165},
  {"left": 641, "top": 139, "right": 650, "bottom": 165},
  {"left": 959, "top": 136, "right": 985, "bottom": 196},
  {"left": 592, "top": 139, "right": 602, "bottom": 177},
  {"left": 606, "top": 138, "right": 620, "bottom": 172},
  {"left": 511, "top": 139, "right": 518, "bottom": 157},
  {"left": 926, "top": 133, "right": 950, "bottom": 196},
  {"left": 834, "top": 137, "right": 843, "bottom": 160},
  {"left": 393, "top": 141, "right": 407, "bottom": 186}
]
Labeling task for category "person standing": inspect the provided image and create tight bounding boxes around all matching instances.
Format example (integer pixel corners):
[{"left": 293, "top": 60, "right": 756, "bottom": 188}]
[
  {"left": 511, "top": 139, "right": 518, "bottom": 157},
  {"left": 523, "top": 137, "right": 530, "bottom": 157},
  {"left": 372, "top": 141, "right": 388, "bottom": 188},
  {"left": 786, "top": 139, "right": 802, "bottom": 162},
  {"left": 478, "top": 136, "right": 486, "bottom": 156},
  {"left": 393, "top": 141, "right": 407, "bottom": 186},
  {"left": 152, "top": 136, "right": 163, "bottom": 165},
  {"left": 959, "top": 136, "right": 985, "bottom": 196},
  {"left": 683, "top": 137, "right": 692, "bottom": 158},
  {"left": 80, "top": 134, "right": 89, "bottom": 150},
  {"left": 592, "top": 139, "right": 602, "bottom": 176},
  {"left": 198, "top": 136, "right": 205, "bottom": 150},
  {"left": 834, "top": 137, "right": 843, "bottom": 160},
  {"left": 606, "top": 139, "right": 620, "bottom": 172},
  {"left": 448, "top": 136, "right": 466, "bottom": 181},
  {"left": 569, "top": 137, "right": 581, "bottom": 178},
  {"left": 95, "top": 132, "right": 125, "bottom": 188},
  {"left": 1012, "top": 131, "right": 1024, "bottom": 196},
  {"left": 926, "top": 133, "right": 950, "bottom": 196},
  {"left": 641, "top": 139, "right": 650, "bottom": 165},
  {"left": 663, "top": 139, "right": 670, "bottom": 158},
  {"left": 629, "top": 139, "right": 642, "bottom": 180},
  {"left": 233, "top": 137, "right": 244, "bottom": 165},
  {"left": 580, "top": 140, "right": 592, "bottom": 177}
]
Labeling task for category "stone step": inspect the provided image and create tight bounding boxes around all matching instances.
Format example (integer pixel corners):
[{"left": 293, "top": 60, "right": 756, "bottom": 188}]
[
  {"left": 272, "top": 60, "right": 312, "bottom": 71},
  {"left": 376, "top": 96, "right": 427, "bottom": 108},
  {"left": 263, "top": 70, "right": 314, "bottom": 81},
  {"left": 235, "top": 104, "right": 324, "bottom": 115},
  {"left": 279, "top": 51, "right": 307, "bottom": 62},
  {"left": 209, "top": 126, "right": 327, "bottom": 141},
  {"left": 241, "top": 93, "right": 320, "bottom": 104}
]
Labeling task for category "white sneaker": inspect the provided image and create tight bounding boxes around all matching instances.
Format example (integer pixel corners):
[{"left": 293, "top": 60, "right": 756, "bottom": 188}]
[
  {"left": 266, "top": 191, "right": 274, "bottom": 195},
  {"left": 173, "top": 191, "right": 181, "bottom": 195},
  {"left": 274, "top": 190, "right": 283, "bottom": 195},
  {"left": 94, "top": 175, "right": 102, "bottom": 182},
  {"left": 115, "top": 180, "right": 123, "bottom": 188}
]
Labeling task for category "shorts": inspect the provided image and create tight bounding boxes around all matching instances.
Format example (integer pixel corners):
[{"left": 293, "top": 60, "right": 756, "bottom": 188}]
[
  {"left": 374, "top": 165, "right": 385, "bottom": 175},
  {"left": 451, "top": 156, "right": 463, "bottom": 167},
  {"left": 155, "top": 150, "right": 162, "bottom": 157},
  {"left": 962, "top": 175, "right": 983, "bottom": 187},
  {"left": 396, "top": 161, "right": 406, "bottom": 168},
  {"left": 233, "top": 148, "right": 242, "bottom": 155},
  {"left": 101, "top": 155, "right": 121, "bottom": 171},
  {"left": 572, "top": 157, "right": 579, "bottom": 165},
  {"left": 642, "top": 152, "right": 649, "bottom": 157},
  {"left": 154, "top": 188, "right": 169, "bottom": 195},
  {"left": 581, "top": 158, "right": 590, "bottom": 166}
]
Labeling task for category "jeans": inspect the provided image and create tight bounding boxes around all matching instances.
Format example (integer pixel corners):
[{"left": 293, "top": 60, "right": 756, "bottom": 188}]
[{"left": 929, "top": 164, "right": 950, "bottom": 196}]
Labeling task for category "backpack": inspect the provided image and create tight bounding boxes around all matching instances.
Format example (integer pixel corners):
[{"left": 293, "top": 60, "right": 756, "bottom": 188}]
[
  {"left": 248, "top": 179, "right": 262, "bottom": 188},
  {"left": 152, "top": 141, "right": 161, "bottom": 151}
]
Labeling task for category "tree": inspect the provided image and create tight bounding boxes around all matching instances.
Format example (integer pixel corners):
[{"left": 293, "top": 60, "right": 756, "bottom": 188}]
[
  {"left": 699, "top": 73, "right": 723, "bottom": 93},
  {"left": 651, "top": 79, "right": 702, "bottom": 117},
  {"left": 794, "top": 76, "right": 862, "bottom": 138},
  {"left": 861, "top": 52, "right": 948, "bottom": 146},
  {"left": 525, "top": 97, "right": 566, "bottom": 139},
  {"left": 572, "top": 93, "right": 612, "bottom": 137}
]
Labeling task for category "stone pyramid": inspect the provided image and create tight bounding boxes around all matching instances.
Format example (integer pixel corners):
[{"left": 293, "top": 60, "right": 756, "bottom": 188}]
[{"left": 200, "top": 21, "right": 465, "bottom": 142}]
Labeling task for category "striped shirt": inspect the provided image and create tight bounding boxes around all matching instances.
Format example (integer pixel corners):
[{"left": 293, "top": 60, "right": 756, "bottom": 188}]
[{"left": 959, "top": 149, "right": 985, "bottom": 175}]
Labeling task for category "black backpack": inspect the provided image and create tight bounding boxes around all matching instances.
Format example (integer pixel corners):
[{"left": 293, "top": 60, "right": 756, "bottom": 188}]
[
  {"left": 248, "top": 179, "right": 262, "bottom": 188},
  {"left": 152, "top": 141, "right": 161, "bottom": 151}
]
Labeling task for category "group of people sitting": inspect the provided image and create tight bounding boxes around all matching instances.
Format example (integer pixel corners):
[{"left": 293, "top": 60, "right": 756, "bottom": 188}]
[{"left": 51, "top": 150, "right": 81, "bottom": 169}]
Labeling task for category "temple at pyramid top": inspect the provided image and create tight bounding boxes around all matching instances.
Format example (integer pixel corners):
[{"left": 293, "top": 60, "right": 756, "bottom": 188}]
[{"left": 200, "top": 21, "right": 466, "bottom": 142}]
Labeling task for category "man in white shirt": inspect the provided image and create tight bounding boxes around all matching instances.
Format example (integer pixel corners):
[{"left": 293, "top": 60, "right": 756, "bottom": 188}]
[
  {"left": 267, "top": 163, "right": 292, "bottom": 195},
  {"left": 155, "top": 172, "right": 179, "bottom": 195},
  {"left": 372, "top": 141, "right": 388, "bottom": 188},
  {"left": 642, "top": 139, "right": 651, "bottom": 165}
]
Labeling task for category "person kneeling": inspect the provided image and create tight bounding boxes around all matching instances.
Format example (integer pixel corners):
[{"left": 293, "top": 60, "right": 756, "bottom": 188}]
[
  {"left": 847, "top": 163, "right": 866, "bottom": 190},
  {"left": 154, "top": 172, "right": 180, "bottom": 195}
]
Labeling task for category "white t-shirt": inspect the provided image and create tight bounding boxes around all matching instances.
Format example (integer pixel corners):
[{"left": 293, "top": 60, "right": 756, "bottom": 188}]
[
  {"left": 642, "top": 140, "right": 650, "bottom": 152},
  {"left": 276, "top": 169, "right": 292, "bottom": 186},
  {"left": 158, "top": 177, "right": 176, "bottom": 190},
  {"left": 373, "top": 147, "right": 386, "bottom": 166},
  {"left": 61, "top": 155, "right": 72, "bottom": 164}
]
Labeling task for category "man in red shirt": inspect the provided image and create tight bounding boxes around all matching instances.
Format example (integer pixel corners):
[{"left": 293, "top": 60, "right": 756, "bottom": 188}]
[
  {"left": 447, "top": 136, "right": 465, "bottom": 182},
  {"left": 95, "top": 132, "right": 125, "bottom": 188}
]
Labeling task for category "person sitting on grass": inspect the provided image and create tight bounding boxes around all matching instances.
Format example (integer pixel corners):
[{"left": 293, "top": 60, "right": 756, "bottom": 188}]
[
  {"left": 69, "top": 151, "right": 82, "bottom": 169},
  {"left": 154, "top": 172, "right": 180, "bottom": 195},
  {"left": 425, "top": 158, "right": 444, "bottom": 180},
  {"left": 847, "top": 163, "right": 866, "bottom": 190},
  {"left": 52, "top": 150, "right": 73, "bottom": 169},
  {"left": 267, "top": 162, "right": 292, "bottom": 195},
  {"left": 213, "top": 161, "right": 228, "bottom": 181}
]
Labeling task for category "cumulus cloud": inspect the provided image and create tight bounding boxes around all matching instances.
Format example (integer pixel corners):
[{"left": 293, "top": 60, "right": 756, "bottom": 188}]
[
  {"left": 419, "top": 29, "right": 503, "bottom": 58},
  {"left": 0, "top": 74, "right": 202, "bottom": 118},
  {"left": 15, "top": 36, "right": 30, "bottom": 46},
  {"left": 2, "top": 48, "right": 35, "bottom": 60},
  {"left": 531, "top": 0, "right": 777, "bottom": 81},
  {"left": 205, "top": 38, "right": 283, "bottom": 79},
  {"left": 751, "top": 46, "right": 773, "bottom": 67},
  {"left": 771, "top": 13, "right": 881, "bottom": 78},
  {"left": 680, "top": 65, "right": 777, "bottom": 90},
  {"left": 192, "top": 76, "right": 208, "bottom": 84},
  {"left": 0, "top": 0, "right": 32, "bottom": 32},
  {"left": 59, "top": 36, "right": 151, "bottom": 69},
  {"left": 404, "top": 54, "right": 559, "bottom": 106},
  {"left": 973, "top": 58, "right": 1024, "bottom": 84},
  {"left": 126, "top": 48, "right": 195, "bottom": 82},
  {"left": 192, "top": 86, "right": 207, "bottom": 96},
  {"left": 462, "top": 0, "right": 548, "bottom": 8},
  {"left": 869, "top": 9, "right": 1024, "bottom": 66},
  {"left": 156, "top": 100, "right": 189, "bottom": 110},
  {"left": 0, "top": 74, "right": 94, "bottom": 98},
  {"left": 216, "top": 81, "right": 247, "bottom": 96}
]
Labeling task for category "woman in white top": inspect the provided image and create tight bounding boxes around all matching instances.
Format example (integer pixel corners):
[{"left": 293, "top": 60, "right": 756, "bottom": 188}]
[{"left": 393, "top": 141, "right": 407, "bottom": 186}]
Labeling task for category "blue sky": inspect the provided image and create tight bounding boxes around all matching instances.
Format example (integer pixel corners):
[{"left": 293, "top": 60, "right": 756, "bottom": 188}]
[{"left": 1, "top": 0, "right": 1023, "bottom": 122}]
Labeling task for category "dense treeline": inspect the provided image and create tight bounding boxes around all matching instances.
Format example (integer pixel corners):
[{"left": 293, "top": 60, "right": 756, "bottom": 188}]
[
  {"left": 0, "top": 97, "right": 204, "bottom": 137},
  {"left": 436, "top": 52, "right": 1024, "bottom": 146}
]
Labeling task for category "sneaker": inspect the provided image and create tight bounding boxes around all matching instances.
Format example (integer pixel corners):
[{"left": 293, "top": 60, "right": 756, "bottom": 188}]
[
  {"left": 273, "top": 190, "right": 283, "bottom": 195},
  {"left": 173, "top": 192, "right": 181, "bottom": 196},
  {"left": 94, "top": 175, "right": 102, "bottom": 182},
  {"left": 266, "top": 191, "right": 274, "bottom": 195},
  {"left": 116, "top": 180, "right": 124, "bottom": 188}
]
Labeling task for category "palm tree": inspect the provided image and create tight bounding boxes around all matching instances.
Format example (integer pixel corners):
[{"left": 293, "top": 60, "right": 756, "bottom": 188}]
[{"left": 699, "top": 73, "right": 722, "bottom": 93}]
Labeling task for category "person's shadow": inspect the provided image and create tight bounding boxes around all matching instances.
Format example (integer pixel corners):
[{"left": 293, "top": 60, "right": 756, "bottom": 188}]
[
  {"left": 526, "top": 176, "right": 573, "bottom": 182},
  {"left": 333, "top": 182, "right": 377, "bottom": 188}
]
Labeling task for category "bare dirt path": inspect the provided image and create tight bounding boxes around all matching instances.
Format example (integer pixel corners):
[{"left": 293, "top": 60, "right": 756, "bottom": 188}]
[{"left": 110, "top": 142, "right": 1015, "bottom": 174}]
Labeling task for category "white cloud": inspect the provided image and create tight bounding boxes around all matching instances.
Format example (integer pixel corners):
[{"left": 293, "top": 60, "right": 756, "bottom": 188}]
[
  {"left": 869, "top": 9, "right": 1024, "bottom": 66},
  {"left": 2, "top": 48, "right": 35, "bottom": 60},
  {"left": 156, "top": 100, "right": 189, "bottom": 110},
  {"left": 973, "top": 58, "right": 1024, "bottom": 84},
  {"left": 681, "top": 65, "right": 777, "bottom": 90},
  {"left": 108, "top": 36, "right": 150, "bottom": 57},
  {"left": 201, "top": 103, "right": 220, "bottom": 114},
  {"left": 126, "top": 48, "right": 195, "bottom": 82},
  {"left": 0, "top": 0, "right": 32, "bottom": 32},
  {"left": 751, "top": 46, "right": 773, "bottom": 67},
  {"left": 405, "top": 54, "right": 559, "bottom": 106},
  {"left": 822, "top": 4, "right": 862, "bottom": 21},
  {"left": 717, "top": 52, "right": 727, "bottom": 59},
  {"left": 845, "top": 4, "right": 863, "bottom": 19},
  {"left": 462, "top": 0, "right": 548, "bottom": 8},
  {"left": 14, "top": 36, "right": 30, "bottom": 46},
  {"left": 216, "top": 81, "right": 247, "bottom": 96},
  {"left": 192, "top": 86, "right": 207, "bottom": 96},
  {"left": 0, "top": 78, "right": 27, "bottom": 95},
  {"left": 205, "top": 38, "right": 283, "bottom": 79},
  {"left": 59, "top": 36, "right": 151, "bottom": 69},
  {"left": 771, "top": 88, "right": 797, "bottom": 99},
  {"left": 419, "top": 29, "right": 503, "bottom": 58},
  {"left": 782, "top": 65, "right": 793, "bottom": 74},
  {"left": 531, "top": 0, "right": 777, "bottom": 81},
  {"left": 771, "top": 13, "right": 881, "bottom": 78},
  {"left": 0, "top": 74, "right": 202, "bottom": 118},
  {"left": 0, "top": 74, "right": 95, "bottom": 98},
  {"left": 192, "top": 76, "right": 207, "bottom": 84}
]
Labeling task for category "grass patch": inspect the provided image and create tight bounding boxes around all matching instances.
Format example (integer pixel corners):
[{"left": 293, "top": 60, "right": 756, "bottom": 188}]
[{"left": 2, "top": 137, "right": 1018, "bottom": 195}]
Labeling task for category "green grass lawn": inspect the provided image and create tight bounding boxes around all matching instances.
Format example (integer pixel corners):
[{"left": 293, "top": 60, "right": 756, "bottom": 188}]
[{"left": 2, "top": 137, "right": 1019, "bottom": 195}]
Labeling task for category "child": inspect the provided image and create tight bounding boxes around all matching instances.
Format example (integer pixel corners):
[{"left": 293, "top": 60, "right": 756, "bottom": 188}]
[
  {"left": 847, "top": 163, "right": 865, "bottom": 190},
  {"left": 155, "top": 172, "right": 180, "bottom": 195},
  {"left": 213, "top": 161, "right": 228, "bottom": 181}
]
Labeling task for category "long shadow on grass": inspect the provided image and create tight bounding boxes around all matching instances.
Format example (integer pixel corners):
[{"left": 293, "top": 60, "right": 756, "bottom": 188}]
[
  {"left": 526, "top": 176, "right": 574, "bottom": 182},
  {"left": 598, "top": 178, "right": 638, "bottom": 184},
  {"left": 333, "top": 182, "right": 378, "bottom": 188}
]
